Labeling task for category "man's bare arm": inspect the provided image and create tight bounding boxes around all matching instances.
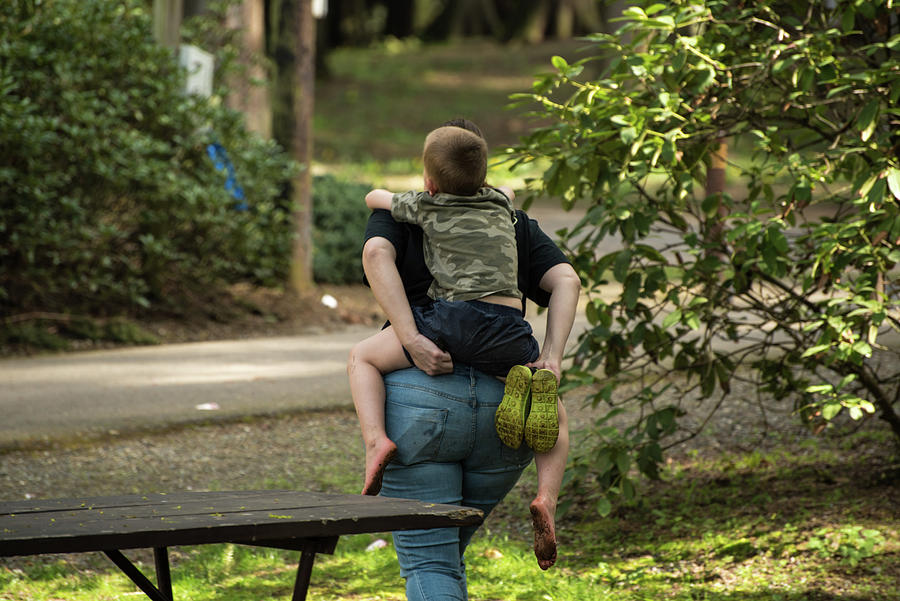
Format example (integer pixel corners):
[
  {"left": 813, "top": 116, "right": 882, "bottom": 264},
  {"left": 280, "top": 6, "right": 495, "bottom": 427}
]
[
  {"left": 528, "top": 263, "right": 581, "bottom": 382},
  {"left": 362, "top": 236, "right": 453, "bottom": 375}
]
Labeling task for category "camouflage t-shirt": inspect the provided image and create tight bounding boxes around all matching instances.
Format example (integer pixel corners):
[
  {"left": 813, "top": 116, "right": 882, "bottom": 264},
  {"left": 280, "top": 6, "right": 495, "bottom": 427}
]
[{"left": 390, "top": 188, "right": 521, "bottom": 302}]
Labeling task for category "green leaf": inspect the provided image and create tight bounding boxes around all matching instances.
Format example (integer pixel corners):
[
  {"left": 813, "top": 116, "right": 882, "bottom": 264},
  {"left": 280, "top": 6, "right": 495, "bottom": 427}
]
[
  {"left": 551, "top": 55, "right": 569, "bottom": 71},
  {"left": 802, "top": 344, "right": 832, "bottom": 358},
  {"left": 887, "top": 168, "right": 900, "bottom": 201},
  {"left": 622, "top": 477, "right": 636, "bottom": 500},
  {"left": 701, "top": 194, "right": 720, "bottom": 217},
  {"left": 586, "top": 299, "right": 600, "bottom": 325},
  {"left": 613, "top": 250, "right": 631, "bottom": 283},
  {"left": 684, "top": 311, "right": 700, "bottom": 330},
  {"left": 645, "top": 16, "right": 675, "bottom": 29},
  {"left": 805, "top": 384, "right": 834, "bottom": 394},
  {"left": 836, "top": 374, "right": 857, "bottom": 391},
  {"left": 596, "top": 497, "right": 612, "bottom": 517},
  {"left": 620, "top": 126, "right": 638, "bottom": 145},
  {"left": 856, "top": 100, "right": 879, "bottom": 142},
  {"left": 841, "top": 8, "right": 855, "bottom": 32},
  {"left": 662, "top": 308, "right": 682, "bottom": 329},
  {"left": 623, "top": 272, "right": 641, "bottom": 309},
  {"left": 866, "top": 177, "right": 887, "bottom": 205},
  {"left": 822, "top": 402, "right": 842, "bottom": 420},
  {"left": 616, "top": 450, "right": 631, "bottom": 476},
  {"left": 851, "top": 341, "right": 872, "bottom": 357}
]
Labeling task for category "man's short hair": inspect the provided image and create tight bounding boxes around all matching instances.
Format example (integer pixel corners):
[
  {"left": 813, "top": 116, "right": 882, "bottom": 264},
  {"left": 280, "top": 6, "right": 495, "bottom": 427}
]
[{"left": 423, "top": 126, "right": 488, "bottom": 196}]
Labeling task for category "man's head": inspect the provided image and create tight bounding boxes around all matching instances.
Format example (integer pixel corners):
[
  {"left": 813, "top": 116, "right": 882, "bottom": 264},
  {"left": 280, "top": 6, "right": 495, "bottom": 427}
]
[
  {"left": 442, "top": 118, "right": 486, "bottom": 144},
  {"left": 423, "top": 126, "right": 488, "bottom": 196}
]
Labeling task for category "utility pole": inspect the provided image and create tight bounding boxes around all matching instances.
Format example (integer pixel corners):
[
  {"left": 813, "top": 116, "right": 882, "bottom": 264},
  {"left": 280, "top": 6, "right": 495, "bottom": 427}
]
[{"left": 289, "top": 0, "right": 316, "bottom": 293}]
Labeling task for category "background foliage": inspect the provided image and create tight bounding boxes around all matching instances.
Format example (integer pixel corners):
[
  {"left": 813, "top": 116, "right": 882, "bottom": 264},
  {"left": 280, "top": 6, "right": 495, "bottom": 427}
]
[
  {"left": 0, "top": 0, "right": 296, "bottom": 318},
  {"left": 311, "top": 175, "right": 371, "bottom": 284},
  {"left": 508, "top": 0, "right": 900, "bottom": 513}
]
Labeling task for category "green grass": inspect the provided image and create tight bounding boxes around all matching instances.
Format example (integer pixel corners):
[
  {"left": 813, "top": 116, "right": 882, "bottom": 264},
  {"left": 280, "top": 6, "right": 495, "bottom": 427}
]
[
  {"left": 313, "top": 38, "right": 583, "bottom": 191},
  {"left": 3, "top": 426, "right": 897, "bottom": 600}
]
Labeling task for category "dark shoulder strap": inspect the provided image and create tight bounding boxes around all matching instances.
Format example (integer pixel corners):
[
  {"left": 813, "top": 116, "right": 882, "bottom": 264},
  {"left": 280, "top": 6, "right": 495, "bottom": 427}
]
[{"left": 514, "top": 209, "right": 530, "bottom": 314}]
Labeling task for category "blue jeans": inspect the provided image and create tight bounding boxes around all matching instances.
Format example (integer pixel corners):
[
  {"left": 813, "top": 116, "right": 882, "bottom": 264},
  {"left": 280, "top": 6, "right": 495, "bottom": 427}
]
[{"left": 380, "top": 366, "right": 534, "bottom": 601}]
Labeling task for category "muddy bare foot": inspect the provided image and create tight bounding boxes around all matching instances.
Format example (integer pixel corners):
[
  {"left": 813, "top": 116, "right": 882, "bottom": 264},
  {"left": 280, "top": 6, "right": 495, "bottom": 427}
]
[
  {"left": 362, "top": 439, "right": 397, "bottom": 496},
  {"left": 530, "top": 497, "right": 558, "bottom": 570}
]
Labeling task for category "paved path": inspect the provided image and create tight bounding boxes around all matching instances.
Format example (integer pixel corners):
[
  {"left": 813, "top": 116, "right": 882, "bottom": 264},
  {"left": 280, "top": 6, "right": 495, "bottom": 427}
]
[
  {"left": 0, "top": 310, "right": 591, "bottom": 449},
  {"left": 0, "top": 326, "right": 376, "bottom": 449}
]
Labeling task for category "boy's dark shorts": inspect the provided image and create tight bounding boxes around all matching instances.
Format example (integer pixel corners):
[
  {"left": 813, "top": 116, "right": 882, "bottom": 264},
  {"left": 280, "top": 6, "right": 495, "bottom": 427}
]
[{"left": 405, "top": 299, "right": 539, "bottom": 377}]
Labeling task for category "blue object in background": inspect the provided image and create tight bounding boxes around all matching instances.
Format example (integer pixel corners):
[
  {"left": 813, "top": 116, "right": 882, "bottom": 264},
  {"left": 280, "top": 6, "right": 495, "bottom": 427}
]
[{"left": 206, "top": 142, "right": 248, "bottom": 210}]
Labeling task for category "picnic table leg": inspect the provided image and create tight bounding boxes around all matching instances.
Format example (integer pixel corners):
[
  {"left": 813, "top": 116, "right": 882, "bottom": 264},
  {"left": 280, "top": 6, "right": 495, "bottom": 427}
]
[
  {"left": 154, "top": 547, "right": 173, "bottom": 600},
  {"left": 103, "top": 549, "right": 172, "bottom": 601},
  {"left": 291, "top": 550, "right": 317, "bottom": 601}
]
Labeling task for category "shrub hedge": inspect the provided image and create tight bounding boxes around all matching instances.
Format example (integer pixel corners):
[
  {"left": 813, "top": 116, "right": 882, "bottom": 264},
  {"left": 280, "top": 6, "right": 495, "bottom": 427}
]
[
  {"left": 312, "top": 175, "right": 371, "bottom": 285},
  {"left": 0, "top": 0, "right": 297, "bottom": 317}
]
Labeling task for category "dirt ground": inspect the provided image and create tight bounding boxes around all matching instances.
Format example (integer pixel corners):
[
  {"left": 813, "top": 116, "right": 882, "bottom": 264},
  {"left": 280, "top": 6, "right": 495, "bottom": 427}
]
[{"left": 144, "top": 283, "right": 385, "bottom": 342}]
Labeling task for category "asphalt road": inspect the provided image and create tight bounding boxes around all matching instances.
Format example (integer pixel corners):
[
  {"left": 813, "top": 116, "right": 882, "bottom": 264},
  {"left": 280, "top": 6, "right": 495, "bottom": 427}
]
[
  {"left": 0, "top": 326, "right": 376, "bottom": 449},
  {"left": 0, "top": 310, "right": 594, "bottom": 451}
]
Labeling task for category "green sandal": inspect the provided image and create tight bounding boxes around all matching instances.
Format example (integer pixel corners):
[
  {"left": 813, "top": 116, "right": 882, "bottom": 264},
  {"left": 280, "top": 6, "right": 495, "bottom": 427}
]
[
  {"left": 524, "top": 369, "right": 559, "bottom": 453},
  {"left": 495, "top": 365, "right": 533, "bottom": 449}
]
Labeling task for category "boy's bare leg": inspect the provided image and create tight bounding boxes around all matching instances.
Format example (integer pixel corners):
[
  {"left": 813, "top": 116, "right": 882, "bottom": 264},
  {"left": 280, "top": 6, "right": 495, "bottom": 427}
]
[
  {"left": 348, "top": 326, "right": 412, "bottom": 495},
  {"left": 530, "top": 399, "right": 569, "bottom": 569}
]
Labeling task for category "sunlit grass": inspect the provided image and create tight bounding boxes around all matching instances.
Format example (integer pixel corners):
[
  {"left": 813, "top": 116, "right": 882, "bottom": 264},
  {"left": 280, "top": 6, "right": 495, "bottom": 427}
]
[{"left": 4, "top": 424, "right": 895, "bottom": 600}]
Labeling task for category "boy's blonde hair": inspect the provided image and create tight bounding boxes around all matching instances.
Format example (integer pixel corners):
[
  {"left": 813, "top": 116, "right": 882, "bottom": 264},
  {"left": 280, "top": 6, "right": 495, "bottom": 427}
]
[{"left": 423, "top": 126, "right": 488, "bottom": 196}]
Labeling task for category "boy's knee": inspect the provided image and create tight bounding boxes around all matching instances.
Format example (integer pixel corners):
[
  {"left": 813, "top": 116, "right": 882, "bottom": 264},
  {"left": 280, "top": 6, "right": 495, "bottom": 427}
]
[{"left": 348, "top": 341, "right": 369, "bottom": 372}]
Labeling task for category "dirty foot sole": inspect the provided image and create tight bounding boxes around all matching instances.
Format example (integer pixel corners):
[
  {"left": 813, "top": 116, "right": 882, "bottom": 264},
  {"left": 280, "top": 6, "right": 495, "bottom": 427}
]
[
  {"left": 530, "top": 499, "right": 558, "bottom": 570},
  {"left": 362, "top": 441, "right": 397, "bottom": 496},
  {"left": 494, "top": 365, "right": 532, "bottom": 449},
  {"left": 524, "top": 369, "right": 559, "bottom": 453}
]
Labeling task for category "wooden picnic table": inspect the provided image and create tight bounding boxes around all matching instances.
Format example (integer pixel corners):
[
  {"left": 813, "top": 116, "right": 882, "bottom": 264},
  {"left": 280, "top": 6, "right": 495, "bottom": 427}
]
[{"left": 0, "top": 490, "right": 483, "bottom": 600}]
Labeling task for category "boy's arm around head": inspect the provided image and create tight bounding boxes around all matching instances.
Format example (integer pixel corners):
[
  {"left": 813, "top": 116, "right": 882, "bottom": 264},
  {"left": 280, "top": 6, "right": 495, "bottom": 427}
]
[
  {"left": 528, "top": 262, "right": 581, "bottom": 383},
  {"left": 362, "top": 236, "right": 453, "bottom": 375},
  {"left": 365, "top": 189, "right": 394, "bottom": 211}
]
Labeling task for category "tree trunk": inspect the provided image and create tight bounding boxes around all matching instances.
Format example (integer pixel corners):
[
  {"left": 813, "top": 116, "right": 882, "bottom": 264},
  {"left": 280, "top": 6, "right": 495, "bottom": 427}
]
[
  {"left": 153, "top": 0, "right": 184, "bottom": 49},
  {"left": 183, "top": 0, "right": 208, "bottom": 18},
  {"left": 269, "top": 0, "right": 316, "bottom": 292},
  {"left": 226, "top": 0, "right": 272, "bottom": 138},
  {"left": 554, "top": 0, "right": 574, "bottom": 39},
  {"left": 384, "top": 0, "right": 415, "bottom": 38},
  {"left": 289, "top": 0, "right": 316, "bottom": 293},
  {"left": 704, "top": 137, "right": 729, "bottom": 248},
  {"left": 523, "top": 0, "right": 549, "bottom": 43},
  {"left": 705, "top": 138, "right": 728, "bottom": 199}
]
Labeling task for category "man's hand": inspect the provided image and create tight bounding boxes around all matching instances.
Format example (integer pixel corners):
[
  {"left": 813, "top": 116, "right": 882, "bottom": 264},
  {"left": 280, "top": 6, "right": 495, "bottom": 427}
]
[
  {"left": 405, "top": 333, "right": 453, "bottom": 375},
  {"left": 526, "top": 358, "right": 561, "bottom": 383}
]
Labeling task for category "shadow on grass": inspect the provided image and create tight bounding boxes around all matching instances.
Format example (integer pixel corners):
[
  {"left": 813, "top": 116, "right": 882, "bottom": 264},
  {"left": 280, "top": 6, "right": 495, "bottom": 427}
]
[{"left": 554, "top": 435, "right": 900, "bottom": 600}]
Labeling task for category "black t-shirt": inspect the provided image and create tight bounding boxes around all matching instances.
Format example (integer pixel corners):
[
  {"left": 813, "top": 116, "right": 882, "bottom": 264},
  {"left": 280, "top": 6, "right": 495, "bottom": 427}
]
[{"left": 363, "top": 208, "right": 569, "bottom": 313}]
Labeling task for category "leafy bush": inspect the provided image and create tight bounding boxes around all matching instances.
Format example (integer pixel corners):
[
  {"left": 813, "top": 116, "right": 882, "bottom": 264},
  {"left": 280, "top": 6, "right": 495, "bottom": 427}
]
[
  {"left": 312, "top": 175, "right": 372, "bottom": 284},
  {"left": 508, "top": 0, "right": 900, "bottom": 512},
  {"left": 0, "top": 0, "right": 296, "bottom": 317}
]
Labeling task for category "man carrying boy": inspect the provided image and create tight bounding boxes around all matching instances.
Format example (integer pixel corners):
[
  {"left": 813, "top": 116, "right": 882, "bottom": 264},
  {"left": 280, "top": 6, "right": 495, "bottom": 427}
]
[{"left": 348, "top": 123, "right": 574, "bottom": 569}]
